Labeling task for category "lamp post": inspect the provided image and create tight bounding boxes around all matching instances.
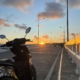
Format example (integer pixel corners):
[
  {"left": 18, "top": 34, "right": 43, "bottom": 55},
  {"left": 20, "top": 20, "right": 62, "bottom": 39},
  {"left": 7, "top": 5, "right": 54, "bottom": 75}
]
[
  {"left": 67, "top": 0, "right": 69, "bottom": 41},
  {"left": 51, "top": 31, "right": 52, "bottom": 44},
  {"left": 38, "top": 17, "right": 39, "bottom": 44},
  {"left": 38, "top": 17, "right": 45, "bottom": 44},
  {"left": 60, "top": 26, "right": 65, "bottom": 43}
]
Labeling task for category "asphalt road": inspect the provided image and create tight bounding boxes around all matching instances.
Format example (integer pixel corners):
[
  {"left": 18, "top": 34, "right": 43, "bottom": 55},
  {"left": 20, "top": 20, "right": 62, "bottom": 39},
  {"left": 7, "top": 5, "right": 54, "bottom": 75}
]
[
  {"left": 0, "top": 45, "right": 79, "bottom": 80},
  {"left": 29, "top": 45, "right": 61, "bottom": 80},
  {"left": 0, "top": 45, "right": 61, "bottom": 80}
]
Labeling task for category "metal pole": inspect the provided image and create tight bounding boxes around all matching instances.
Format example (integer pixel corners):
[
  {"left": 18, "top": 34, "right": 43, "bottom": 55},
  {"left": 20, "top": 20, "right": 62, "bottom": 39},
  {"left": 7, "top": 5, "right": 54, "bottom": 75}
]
[
  {"left": 64, "top": 27, "right": 65, "bottom": 43},
  {"left": 6, "top": 38, "right": 9, "bottom": 41},
  {"left": 38, "top": 17, "right": 45, "bottom": 44},
  {"left": 38, "top": 17, "right": 39, "bottom": 44},
  {"left": 51, "top": 32, "right": 52, "bottom": 44},
  {"left": 67, "top": 0, "right": 69, "bottom": 41},
  {"left": 60, "top": 27, "right": 65, "bottom": 43}
]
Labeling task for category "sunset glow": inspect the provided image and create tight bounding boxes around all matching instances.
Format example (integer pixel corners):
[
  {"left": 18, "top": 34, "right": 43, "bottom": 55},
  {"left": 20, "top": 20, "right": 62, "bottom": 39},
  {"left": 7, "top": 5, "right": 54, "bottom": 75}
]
[
  {"left": 0, "top": 0, "right": 80, "bottom": 44},
  {"left": 40, "top": 42, "right": 45, "bottom": 45}
]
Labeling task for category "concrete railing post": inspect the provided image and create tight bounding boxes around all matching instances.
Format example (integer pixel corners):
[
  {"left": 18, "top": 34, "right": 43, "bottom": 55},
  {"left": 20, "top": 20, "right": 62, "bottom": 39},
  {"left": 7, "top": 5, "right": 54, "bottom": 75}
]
[
  {"left": 72, "top": 45, "right": 74, "bottom": 51},
  {"left": 73, "top": 44, "right": 76, "bottom": 53},
  {"left": 76, "top": 45, "right": 77, "bottom": 55},
  {"left": 76, "top": 65, "right": 80, "bottom": 74},
  {"left": 79, "top": 45, "right": 80, "bottom": 55},
  {"left": 76, "top": 45, "right": 79, "bottom": 55}
]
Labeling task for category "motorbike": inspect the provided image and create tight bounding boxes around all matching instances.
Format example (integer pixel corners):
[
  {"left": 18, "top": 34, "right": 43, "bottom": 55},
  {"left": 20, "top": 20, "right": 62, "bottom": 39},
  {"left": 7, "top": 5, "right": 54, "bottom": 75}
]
[{"left": 0, "top": 27, "right": 36, "bottom": 80}]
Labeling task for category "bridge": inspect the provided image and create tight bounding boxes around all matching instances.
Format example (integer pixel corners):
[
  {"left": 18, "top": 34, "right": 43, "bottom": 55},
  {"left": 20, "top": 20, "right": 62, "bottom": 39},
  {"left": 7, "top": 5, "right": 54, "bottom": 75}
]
[
  {"left": 0, "top": 35, "right": 80, "bottom": 80},
  {"left": 65, "top": 34, "right": 80, "bottom": 78},
  {"left": 23, "top": 34, "right": 80, "bottom": 80}
]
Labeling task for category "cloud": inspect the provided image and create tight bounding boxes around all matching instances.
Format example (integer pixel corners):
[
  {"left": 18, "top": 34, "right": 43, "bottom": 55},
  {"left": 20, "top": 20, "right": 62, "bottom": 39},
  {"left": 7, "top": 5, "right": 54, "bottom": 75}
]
[
  {"left": 34, "top": 36, "right": 38, "bottom": 40},
  {"left": 34, "top": 35, "right": 49, "bottom": 40},
  {"left": 4, "top": 23, "right": 11, "bottom": 27},
  {"left": 0, "top": 18, "right": 11, "bottom": 27},
  {"left": 33, "top": 36, "right": 41, "bottom": 43},
  {"left": 34, "top": 36, "right": 41, "bottom": 40},
  {"left": 0, "top": 0, "right": 33, "bottom": 12},
  {"left": 42, "top": 35, "right": 49, "bottom": 39},
  {"left": 70, "top": 33, "right": 75, "bottom": 37},
  {"left": 70, "top": 33, "right": 79, "bottom": 38},
  {"left": 38, "top": 2, "right": 65, "bottom": 20},
  {"left": 14, "top": 24, "right": 27, "bottom": 30},
  {"left": 33, "top": 35, "right": 50, "bottom": 43},
  {"left": 56, "top": 0, "right": 80, "bottom": 9}
]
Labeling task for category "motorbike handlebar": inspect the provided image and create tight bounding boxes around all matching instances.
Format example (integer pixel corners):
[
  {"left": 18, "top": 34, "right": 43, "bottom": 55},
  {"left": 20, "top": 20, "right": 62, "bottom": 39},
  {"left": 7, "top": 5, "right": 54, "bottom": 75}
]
[
  {"left": 26, "top": 39, "right": 33, "bottom": 42},
  {"left": 0, "top": 38, "right": 31, "bottom": 47},
  {"left": 26, "top": 39, "right": 30, "bottom": 41}
]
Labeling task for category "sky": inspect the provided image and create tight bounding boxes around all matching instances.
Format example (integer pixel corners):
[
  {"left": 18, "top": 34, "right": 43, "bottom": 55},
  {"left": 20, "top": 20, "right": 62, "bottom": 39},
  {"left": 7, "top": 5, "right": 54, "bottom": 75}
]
[{"left": 0, "top": 0, "right": 80, "bottom": 44}]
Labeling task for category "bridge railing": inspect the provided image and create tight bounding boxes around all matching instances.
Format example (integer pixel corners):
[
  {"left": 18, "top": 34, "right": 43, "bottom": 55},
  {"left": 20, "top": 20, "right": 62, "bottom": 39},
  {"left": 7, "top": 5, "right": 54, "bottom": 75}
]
[{"left": 65, "top": 34, "right": 80, "bottom": 74}]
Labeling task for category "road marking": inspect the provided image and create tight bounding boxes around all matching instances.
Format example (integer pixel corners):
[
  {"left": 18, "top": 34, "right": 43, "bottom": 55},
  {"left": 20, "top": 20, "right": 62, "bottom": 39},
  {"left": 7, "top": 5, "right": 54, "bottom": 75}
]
[
  {"left": 57, "top": 48, "right": 63, "bottom": 80},
  {"left": 45, "top": 49, "right": 62, "bottom": 80}
]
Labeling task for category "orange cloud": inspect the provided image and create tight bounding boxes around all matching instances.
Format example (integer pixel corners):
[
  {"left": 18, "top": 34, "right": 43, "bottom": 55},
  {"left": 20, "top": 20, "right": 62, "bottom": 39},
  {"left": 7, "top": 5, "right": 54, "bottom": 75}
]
[
  {"left": 34, "top": 36, "right": 41, "bottom": 40},
  {"left": 42, "top": 35, "right": 49, "bottom": 39},
  {"left": 33, "top": 35, "right": 65, "bottom": 44},
  {"left": 33, "top": 35, "right": 50, "bottom": 43},
  {"left": 33, "top": 36, "right": 41, "bottom": 44},
  {"left": 34, "top": 36, "right": 38, "bottom": 40},
  {"left": 0, "top": 0, "right": 33, "bottom": 13},
  {"left": 0, "top": 18, "right": 11, "bottom": 27}
]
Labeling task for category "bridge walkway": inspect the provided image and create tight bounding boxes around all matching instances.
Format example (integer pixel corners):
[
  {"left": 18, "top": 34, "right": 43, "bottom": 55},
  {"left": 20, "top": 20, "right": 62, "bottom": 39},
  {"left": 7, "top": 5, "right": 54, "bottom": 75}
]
[{"left": 50, "top": 48, "right": 79, "bottom": 80}]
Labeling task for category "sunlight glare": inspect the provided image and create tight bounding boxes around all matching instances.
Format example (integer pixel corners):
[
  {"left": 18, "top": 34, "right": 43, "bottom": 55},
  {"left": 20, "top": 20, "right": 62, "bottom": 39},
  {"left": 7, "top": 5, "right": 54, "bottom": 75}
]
[{"left": 40, "top": 42, "right": 45, "bottom": 45}]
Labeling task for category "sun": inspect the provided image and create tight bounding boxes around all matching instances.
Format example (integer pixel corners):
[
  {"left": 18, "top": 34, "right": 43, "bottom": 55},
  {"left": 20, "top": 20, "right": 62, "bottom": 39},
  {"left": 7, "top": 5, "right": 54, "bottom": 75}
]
[{"left": 40, "top": 42, "right": 45, "bottom": 45}]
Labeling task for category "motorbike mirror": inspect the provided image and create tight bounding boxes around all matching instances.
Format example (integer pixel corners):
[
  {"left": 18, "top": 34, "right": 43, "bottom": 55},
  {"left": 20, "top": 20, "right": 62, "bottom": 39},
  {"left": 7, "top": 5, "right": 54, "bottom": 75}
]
[
  {"left": 25, "top": 27, "right": 31, "bottom": 34},
  {"left": 24, "top": 27, "right": 31, "bottom": 38},
  {"left": 0, "top": 35, "right": 6, "bottom": 39},
  {"left": 0, "top": 34, "right": 9, "bottom": 41}
]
